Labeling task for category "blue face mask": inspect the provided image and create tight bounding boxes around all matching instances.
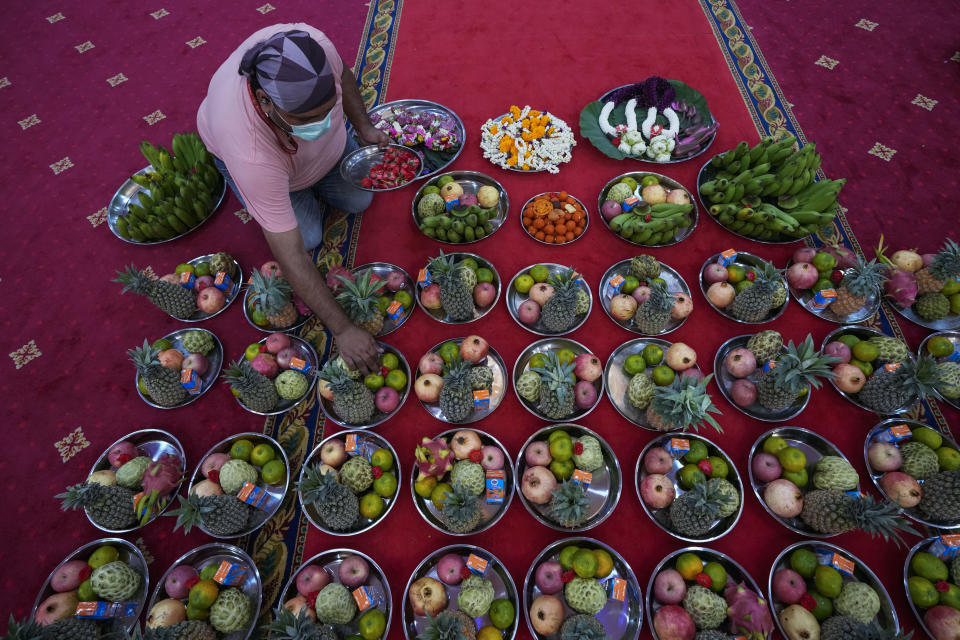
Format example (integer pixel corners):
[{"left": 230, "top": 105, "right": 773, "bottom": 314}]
[{"left": 275, "top": 108, "right": 333, "bottom": 141}]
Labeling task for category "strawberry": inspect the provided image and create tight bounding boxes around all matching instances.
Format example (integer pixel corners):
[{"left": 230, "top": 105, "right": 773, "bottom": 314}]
[
  {"left": 746, "top": 271, "right": 756, "bottom": 282},
  {"left": 208, "top": 470, "right": 219, "bottom": 484},
  {"left": 938, "top": 580, "right": 951, "bottom": 593},
  {"left": 695, "top": 573, "right": 712, "bottom": 588},
  {"left": 697, "top": 460, "right": 713, "bottom": 475},
  {"left": 800, "top": 593, "right": 817, "bottom": 611},
  {"left": 185, "top": 576, "right": 201, "bottom": 591},
  {"left": 259, "top": 344, "right": 267, "bottom": 352},
  {"left": 573, "top": 442, "right": 584, "bottom": 455},
  {"left": 307, "top": 590, "right": 320, "bottom": 603},
  {"left": 372, "top": 466, "right": 383, "bottom": 479},
  {"left": 469, "top": 450, "right": 483, "bottom": 463},
  {"left": 460, "top": 566, "right": 472, "bottom": 580},
  {"left": 78, "top": 566, "right": 92, "bottom": 582},
  {"left": 115, "top": 454, "right": 132, "bottom": 466},
  {"left": 561, "top": 571, "right": 576, "bottom": 583}
]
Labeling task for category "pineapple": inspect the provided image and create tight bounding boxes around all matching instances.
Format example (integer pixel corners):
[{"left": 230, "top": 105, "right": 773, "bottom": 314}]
[
  {"left": 57, "top": 482, "right": 137, "bottom": 530},
  {"left": 248, "top": 269, "right": 298, "bottom": 327},
  {"left": 532, "top": 351, "right": 576, "bottom": 420},
  {"left": 857, "top": 355, "right": 937, "bottom": 414},
  {"left": 439, "top": 357, "right": 474, "bottom": 422},
  {"left": 129, "top": 340, "right": 188, "bottom": 407},
  {"left": 541, "top": 270, "right": 583, "bottom": 333},
  {"left": 917, "top": 469, "right": 960, "bottom": 523},
  {"left": 829, "top": 256, "right": 885, "bottom": 316},
  {"left": 728, "top": 262, "right": 783, "bottom": 322},
  {"left": 222, "top": 359, "right": 280, "bottom": 413},
  {"left": 147, "top": 620, "right": 218, "bottom": 640},
  {"left": 114, "top": 264, "right": 197, "bottom": 319},
  {"left": 630, "top": 254, "right": 661, "bottom": 280},
  {"left": 645, "top": 374, "right": 722, "bottom": 433},
  {"left": 916, "top": 239, "right": 960, "bottom": 294},
  {"left": 318, "top": 360, "right": 376, "bottom": 424},
  {"left": 668, "top": 480, "right": 733, "bottom": 537},
  {"left": 633, "top": 280, "right": 675, "bottom": 334},
  {"left": 756, "top": 334, "right": 837, "bottom": 411},
  {"left": 167, "top": 493, "right": 251, "bottom": 537},
  {"left": 799, "top": 490, "right": 917, "bottom": 546},
  {"left": 418, "top": 610, "right": 477, "bottom": 640},
  {"left": 335, "top": 268, "right": 386, "bottom": 335},
  {"left": 439, "top": 482, "right": 482, "bottom": 533},
  {"left": 428, "top": 251, "right": 475, "bottom": 321},
  {"left": 549, "top": 480, "right": 591, "bottom": 528},
  {"left": 263, "top": 607, "right": 335, "bottom": 640},
  {"left": 559, "top": 615, "right": 607, "bottom": 640},
  {"left": 298, "top": 464, "right": 359, "bottom": 531}
]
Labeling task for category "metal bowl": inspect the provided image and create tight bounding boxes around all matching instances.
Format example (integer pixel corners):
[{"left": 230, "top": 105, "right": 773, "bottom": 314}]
[
  {"left": 107, "top": 165, "right": 226, "bottom": 245},
  {"left": 33, "top": 538, "right": 148, "bottom": 634},
  {"left": 411, "top": 170, "right": 509, "bottom": 244},
  {"left": 232, "top": 335, "right": 318, "bottom": 416},
  {"left": 415, "top": 252, "right": 501, "bottom": 324},
  {"left": 889, "top": 297, "right": 960, "bottom": 331},
  {"left": 713, "top": 334, "right": 811, "bottom": 422},
  {"left": 598, "top": 259, "right": 692, "bottom": 335},
  {"left": 186, "top": 432, "right": 289, "bottom": 539},
  {"left": 416, "top": 339, "right": 507, "bottom": 424},
  {"left": 636, "top": 434, "right": 744, "bottom": 542},
  {"left": 365, "top": 99, "right": 465, "bottom": 180},
  {"left": 748, "top": 426, "right": 859, "bottom": 537},
  {"left": 405, "top": 545, "right": 518, "bottom": 640},
  {"left": 520, "top": 192, "right": 590, "bottom": 245},
  {"left": 786, "top": 259, "right": 880, "bottom": 325},
  {"left": 135, "top": 328, "right": 223, "bottom": 409},
  {"left": 353, "top": 262, "right": 416, "bottom": 336},
  {"left": 904, "top": 536, "right": 957, "bottom": 638},
  {"left": 919, "top": 331, "right": 960, "bottom": 410},
  {"left": 698, "top": 252, "right": 789, "bottom": 323},
  {"left": 506, "top": 264, "right": 592, "bottom": 336},
  {"left": 515, "top": 424, "right": 622, "bottom": 532},
  {"left": 318, "top": 341, "right": 411, "bottom": 429},
  {"left": 146, "top": 543, "right": 261, "bottom": 640},
  {"left": 242, "top": 286, "right": 311, "bottom": 334},
  {"left": 524, "top": 537, "right": 642, "bottom": 640},
  {"left": 410, "top": 428, "right": 514, "bottom": 536},
  {"left": 513, "top": 338, "right": 605, "bottom": 422},
  {"left": 340, "top": 143, "right": 424, "bottom": 192},
  {"left": 86, "top": 428, "right": 186, "bottom": 533},
  {"left": 299, "top": 430, "right": 401, "bottom": 536},
  {"left": 603, "top": 337, "right": 702, "bottom": 430},
  {"left": 596, "top": 172, "right": 699, "bottom": 247},
  {"left": 174, "top": 253, "right": 243, "bottom": 322}
]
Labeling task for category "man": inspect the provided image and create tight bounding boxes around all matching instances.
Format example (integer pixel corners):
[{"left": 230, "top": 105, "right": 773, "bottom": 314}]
[{"left": 197, "top": 24, "right": 390, "bottom": 374}]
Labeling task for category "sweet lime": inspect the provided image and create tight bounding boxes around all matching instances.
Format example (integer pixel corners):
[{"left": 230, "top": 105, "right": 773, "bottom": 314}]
[
  {"left": 528, "top": 353, "right": 548, "bottom": 370},
  {"left": 249, "top": 444, "right": 275, "bottom": 467},
  {"left": 762, "top": 436, "right": 788, "bottom": 455},
  {"left": 175, "top": 263, "right": 195, "bottom": 275},
  {"left": 909, "top": 576, "right": 939, "bottom": 608},
  {"left": 808, "top": 589, "right": 833, "bottom": 621},
  {"left": 642, "top": 345, "right": 664, "bottom": 367},
  {"left": 621, "top": 276, "right": 640, "bottom": 294},
  {"left": 476, "top": 267, "right": 495, "bottom": 283},
  {"left": 836, "top": 334, "right": 861, "bottom": 349},
  {"left": 385, "top": 369, "right": 407, "bottom": 392},
  {"left": 430, "top": 483, "right": 452, "bottom": 509},
  {"left": 813, "top": 565, "right": 842, "bottom": 598},
  {"left": 735, "top": 280, "right": 754, "bottom": 293},
  {"left": 359, "top": 493, "right": 385, "bottom": 519},
  {"left": 782, "top": 468, "right": 808, "bottom": 488},
  {"left": 194, "top": 262, "right": 211, "bottom": 277},
  {"left": 790, "top": 548, "right": 818, "bottom": 578},
  {"left": 938, "top": 447, "right": 960, "bottom": 471},
  {"left": 414, "top": 475, "right": 436, "bottom": 498},
  {"left": 706, "top": 456, "right": 729, "bottom": 478},
  {"left": 851, "top": 341, "right": 879, "bottom": 363},
  {"left": 550, "top": 459, "right": 574, "bottom": 480},
  {"left": 392, "top": 290, "right": 412, "bottom": 310},
  {"left": 151, "top": 338, "right": 173, "bottom": 351},
  {"left": 261, "top": 460, "right": 286, "bottom": 485},
  {"left": 703, "top": 562, "right": 727, "bottom": 593},
  {"left": 476, "top": 627, "right": 500, "bottom": 640},
  {"left": 556, "top": 349, "right": 577, "bottom": 366},
  {"left": 559, "top": 546, "right": 580, "bottom": 570},
  {"left": 373, "top": 472, "right": 397, "bottom": 498},
  {"left": 777, "top": 446, "right": 807, "bottom": 472},
  {"left": 358, "top": 609, "right": 387, "bottom": 640},
  {"left": 514, "top": 274, "right": 535, "bottom": 293},
  {"left": 488, "top": 598, "right": 515, "bottom": 629},
  {"left": 640, "top": 175, "right": 659, "bottom": 187},
  {"left": 683, "top": 440, "right": 709, "bottom": 464},
  {"left": 370, "top": 448, "right": 393, "bottom": 471},
  {"left": 624, "top": 354, "right": 647, "bottom": 376},
  {"left": 592, "top": 549, "right": 614, "bottom": 578},
  {"left": 812, "top": 252, "right": 836, "bottom": 272},
  {"left": 229, "top": 439, "right": 254, "bottom": 461},
  {"left": 675, "top": 553, "right": 703, "bottom": 580},
  {"left": 188, "top": 579, "right": 219, "bottom": 609},
  {"left": 912, "top": 427, "right": 943, "bottom": 451},
  {"left": 88, "top": 545, "right": 119, "bottom": 569},
  {"left": 726, "top": 264, "right": 746, "bottom": 284},
  {"left": 927, "top": 336, "right": 955, "bottom": 358},
  {"left": 572, "top": 549, "right": 599, "bottom": 578},
  {"left": 547, "top": 429, "right": 572, "bottom": 444},
  {"left": 651, "top": 365, "right": 676, "bottom": 386},
  {"left": 529, "top": 265, "right": 549, "bottom": 283},
  {"left": 364, "top": 374, "right": 385, "bottom": 391}
]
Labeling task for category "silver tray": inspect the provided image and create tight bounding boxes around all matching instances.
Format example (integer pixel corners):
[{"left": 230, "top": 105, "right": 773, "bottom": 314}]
[
  {"left": 520, "top": 192, "right": 590, "bottom": 245},
  {"left": 698, "top": 252, "right": 789, "bottom": 324},
  {"left": 319, "top": 341, "right": 411, "bottom": 429},
  {"left": 176, "top": 253, "right": 243, "bottom": 322},
  {"left": 515, "top": 424, "right": 622, "bottom": 532},
  {"left": 596, "top": 172, "right": 698, "bottom": 247},
  {"left": 713, "top": 334, "right": 811, "bottom": 422},
  {"left": 748, "top": 426, "right": 859, "bottom": 537},
  {"left": 919, "top": 331, "right": 960, "bottom": 410},
  {"left": 411, "top": 428, "right": 514, "bottom": 536},
  {"left": 186, "top": 432, "right": 289, "bottom": 539},
  {"left": 904, "top": 536, "right": 957, "bottom": 639},
  {"left": 107, "top": 164, "right": 226, "bottom": 245},
  {"left": 890, "top": 296, "right": 960, "bottom": 332},
  {"left": 415, "top": 252, "right": 501, "bottom": 324},
  {"left": 365, "top": 99, "right": 465, "bottom": 180},
  {"left": 405, "top": 545, "right": 518, "bottom": 640},
  {"left": 513, "top": 338, "right": 604, "bottom": 422},
  {"left": 506, "top": 264, "right": 592, "bottom": 336},
  {"left": 339, "top": 143, "right": 424, "bottom": 191},
  {"left": 417, "top": 339, "right": 507, "bottom": 424},
  {"left": 232, "top": 335, "right": 318, "bottom": 416},
  {"left": 352, "top": 262, "right": 415, "bottom": 336},
  {"left": 603, "top": 337, "right": 702, "bottom": 430},
  {"left": 411, "top": 170, "right": 509, "bottom": 244},
  {"left": 86, "top": 428, "right": 186, "bottom": 533},
  {"left": 242, "top": 284, "right": 311, "bottom": 334},
  {"left": 299, "top": 430, "right": 401, "bottom": 536},
  {"left": 636, "top": 434, "right": 743, "bottom": 542},
  {"left": 786, "top": 259, "right": 880, "bottom": 325},
  {"left": 598, "top": 259, "right": 692, "bottom": 335},
  {"left": 524, "top": 537, "right": 642, "bottom": 640},
  {"left": 145, "top": 543, "right": 261, "bottom": 640},
  {"left": 135, "top": 328, "right": 223, "bottom": 409},
  {"left": 33, "top": 538, "right": 148, "bottom": 634}
]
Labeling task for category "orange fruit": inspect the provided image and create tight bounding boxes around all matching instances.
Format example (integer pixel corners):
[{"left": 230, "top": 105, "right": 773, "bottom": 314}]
[
  {"left": 188, "top": 579, "right": 219, "bottom": 609},
  {"left": 676, "top": 552, "right": 703, "bottom": 580}
]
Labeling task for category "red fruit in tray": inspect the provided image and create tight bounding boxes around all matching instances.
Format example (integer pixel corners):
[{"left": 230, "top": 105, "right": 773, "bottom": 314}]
[
  {"left": 697, "top": 460, "right": 713, "bottom": 475},
  {"left": 460, "top": 566, "right": 472, "bottom": 580},
  {"left": 371, "top": 466, "right": 383, "bottom": 479},
  {"left": 800, "top": 593, "right": 817, "bottom": 611},
  {"left": 573, "top": 442, "right": 584, "bottom": 456},
  {"left": 469, "top": 450, "right": 483, "bottom": 463},
  {"left": 831, "top": 270, "right": 844, "bottom": 283},
  {"left": 561, "top": 571, "right": 575, "bottom": 583},
  {"left": 695, "top": 573, "right": 712, "bottom": 589}
]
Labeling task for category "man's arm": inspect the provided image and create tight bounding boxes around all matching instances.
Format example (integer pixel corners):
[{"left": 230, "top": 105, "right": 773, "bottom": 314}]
[{"left": 339, "top": 67, "right": 391, "bottom": 148}]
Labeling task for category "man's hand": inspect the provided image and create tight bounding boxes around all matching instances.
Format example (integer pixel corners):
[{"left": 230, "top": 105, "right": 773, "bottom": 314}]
[
  {"left": 334, "top": 324, "right": 381, "bottom": 374},
  {"left": 356, "top": 124, "right": 392, "bottom": 149}
]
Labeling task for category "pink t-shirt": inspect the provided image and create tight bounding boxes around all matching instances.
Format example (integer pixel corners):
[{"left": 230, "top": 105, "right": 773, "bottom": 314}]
[{"left": 197, "top": 23, "right": 347, "bottom": 233}]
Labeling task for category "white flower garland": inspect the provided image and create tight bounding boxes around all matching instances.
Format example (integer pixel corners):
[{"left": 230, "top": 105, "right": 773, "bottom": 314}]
[
  {"left": 480, "top": 105, "right": 576, "bottom": 173},
  {"left": 600, "top": 101, "right": 681, "bottom": 160}
]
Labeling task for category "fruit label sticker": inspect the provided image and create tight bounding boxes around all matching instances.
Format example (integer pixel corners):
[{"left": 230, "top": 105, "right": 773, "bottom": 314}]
[
  {"left": 830, "top": 554, "right": 855, "bottom": 576},
  {"left": 876, "top": 424, "right": 912, "bottom": 443},
  {"left": 214, "top": 272, "right": 232, "bottom": 291},
  {"left": 237, "top": 482, "right": 274, "bottom": 511},
  {"left": 884, "top": 362, "right": 901, "bottom": 372},
  {"left": 289, "top": 357, "right": 310, "bottom": 373},
  {"left": 417, "top": 268, "right": 431, "bottom": 286},
  {"left": 180, "top": 369, "right": 202, "bottom": 394},
  {"left": 605, "top": 274, "right": 625, "bottom": 297},
  {"left": 352, "top": 585, "right": 383, "bottom": 611},
  {"left": 810, "top": 288, "right": 837, "bottom": 310},
  {"left": 622, "top": 195, "right": 640, "bottom": 212},
  {"left": 345, "top": 433, "right": 362, "bottom": 453},
  {"left": 844, "top": 490, "right": 865, "bottom": 499},
  {"left": 763, "top": 360, "right": 776, "bottom": 372},
  {"left": 75, "top": 601, "right": 138, "bottom": 619},
  {"left": 386, "top": 300, "right": 403, "bottom": 320},
  {"left": 572, "top": 469, "right": 592, "bottom": 488},
  {"left": 485, "top": 470, "right": 505, "bottom": 503},
  {"left": 213, "top": 560, "right": 248, "bottom": 586},
  {"left": 444, "top": 194, "right": 460, "bottom": 210},
  {"left": 932, "top": 535, "right": 960, "bottom": 559},
  {"left": 950, "top": 343, "right": 960, "bottom": 363},
  {"left": 179, "top": 271, "right": 196, "bottom": 289},
  {"left": 606, "top": 577, "right": 627, "bottom": 602},
  {"left": 473, "top": 389, "right": 490, "bottom": 409},
  {"left": 466, "top": 553, "right": 488, "bottom": 575},
  {"left": 718, "top": 249, "right": 738, "bottom": 266},
  {"left": 666, "top": 438, "right": 690, "bottom": 458}
]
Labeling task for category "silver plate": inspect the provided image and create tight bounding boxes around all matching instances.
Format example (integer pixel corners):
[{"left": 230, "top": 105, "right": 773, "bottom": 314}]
[
  {"left": 713, "top": 334, "right": 811, "bottom": 422},
  {"left": 486, "top": 112, "right": 574, "bottom": 174},
  {"left": 242, "top": 286, "right": 311, "bottom": 334},
  {"left": 410, "top": 428, "right": 514, "bottom": 536},
  {"left": 520, "top": 192, "right": 590, "bottom": 245},
  {"left": 176, "top": 253, "right": 243, "bottom": 322},
  {"left": 415, "top": 252, "right": 502, "bottom": 324},
  {"left": 232, "top": 335, "right": 318, "bottom": 416},
  {"left": 33, "top": 538, "right": 148, "bottom": 634},
  {"left": 187, "top": 432, "right": 289, "bottom": 539},
  {"left": 299, "top": 430, "right": 401, "bottom": 536},
  {"left": 524, "top": 537, "right": 642, "bottom": 640},
  {"left": 636, "top": 434, "right": 744, "bottom": 542},
  {"left": 513, "top": 338, "right": 605, "bottom": 422},
  {"left": 698, "top": 252, "right": 789, "bottom": 324},
  {"left": 417, "top": 339, "right": 507, "bottom": 424},
  {"left": 145, "top": 543, "right": 261, "bottom": 640},
  {"left": 86, "top": 428, "right": 186, "bottom": 533},
  {"left": 596, "top": 172, "right": 698, "bottom": 247},
  {"left": 785, "top": 259, "right": 880, "bottom": 325},
  {"left": 319, "top": 341, "right": 411, "bottom": 429},
  {"left": 405, "top": 545, "right": 518, "bottom": 640},
  {"left": 135, "top": 328, "right": 223, "bottom": 409},
  {"left": 890, "top": 298, "right": 960, "bottom": 331},
  {"left": 353, "top": 262, "right": 416, "bottom": 336},
  {"left": 365, "top": 99, "right": 465, "bottom": 180},
  {"left": 748, "top": 426, "right": 859, "bottom": 537},
  {"left": 506, "top": 264, "right": 592, "bottom": 336},
  {"left": 339, "top": 143, "right": 424, "bottom": 192},
  {"left": 904, "top": 536, "right": 953, "bottom": 638},
  {"left": 598, "top": 259, "right": 692, "bottom": 335},
  {"left": 769, "top": 541, "right": 899, "bottom": 636},
  {"left": 919, "top": 331, "right": 960, "bottom": 411},
  {"left": 107, "top": 165, "right": 226, "bottom": 245},
  {"left": 603, "top": 337, "right": 702, "bottom": 430},
  {"left": 514, "top": 424, "right": 622, "bottom": 532},
  {"left": 411, "top": 170, "right": 509, "bottom": 244}
]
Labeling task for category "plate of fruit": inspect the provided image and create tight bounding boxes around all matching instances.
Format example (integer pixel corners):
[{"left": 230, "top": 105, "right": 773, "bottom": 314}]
[
  {"left": 864, "top": 418, "right": 960, "bottom": 529},
  {"left": 903, "top": 536, "right": 960, "bottom": 640},
  {"left": 144, "top": 542, "right": 261, "bottom": 639},
  {"left": 637, "top": 435, "right": 743, "bottom": 542},
  {"left": 699, "top": 251, "right": 789, "bottom": 323},
  {"left": 31, "top": 538, "right": 148, "bottom": 635},
  {"left": 412, "top": 171, "right": 508, "bottom": 243},
  {"left": 242, "top": 261, "right": 311, "bottom": 333},
  {"left": 920, "top": 331, "right": 960, "bottom": 410},
  {"left": 410, "top": 428, "right": 514, "bottom": 536},
  {"left": 168, "top": 432, "right": 289, "bottom": 539},
  {"left": 786, "top": 247, "right": 883, "bottom": 324},
  {"left": 514, "top": 339, "right": 605, "bottom": 423},
  {"left": 366, "top": 99, "right": 465, "bottom": 179},
  {"left": 298, "top": 430, "right": 400, "bottom": 536},
  {"left": 415, "top": 336, "right": 506, "bottom": 424},
  {"left": 600, "top": 255, "right": 693, "bottom": 335},
  {"left": 877, "top": 238, "right": 960, "bottom": 331},
  {"left": 225, "top": 333, "right": 318, "bottom": 415},
  {"left": 515, "top": 424, "right": 622, "bottom": 532},
  {"left": 405, "top": 545, "right": 519, "bottom": 640},
  {"left": 417, "top": 251, "right": 500, "bottom": 324},
  {"left": 524, "top": 537, "right": 642, "bottom": 640},
  {"left": 597, "top": 172, "right": 697, "bottom": 247},
  {"left": 57, "top": 429, "right": 185, "bottom": 534},
  {"left": 521, "top": 191, "right": 589, "bottom": 245},
  {"left": 769, "top": 541, "right": 900, "bottom": 640},
  {"left": 507, "top": 263, "right": 591, "bottom": 336},
  {"left": 340, "top": 143, "right": 423, "bottom": 191},
  {"left": 647, "top": 547, "right": 772, "bottom": 640},
  {"left": 318, "top": 344, "right": 411, "bottom": 429},
  {"left": 326, "top": 261, "right": 415, "bottom": 337},
  {"left": 130, "top": 329, "right": 223, "bottom": 409}
]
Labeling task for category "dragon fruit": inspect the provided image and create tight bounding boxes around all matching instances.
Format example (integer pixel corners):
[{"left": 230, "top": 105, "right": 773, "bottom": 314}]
[
  {"left": 876, "top": 236, "right": 919, "bottom": 307},
  {"left": 724, "top": 582, "right": 774, "bottom": 640},
  {"left": 414, "top": 437, "right": 455, "bottom": 480},
  {"left": 136, "top": 454, "right": 183, "bottom": 525},
  {"left": 326, "top": 264, "right": 355, "bottom": 293}
]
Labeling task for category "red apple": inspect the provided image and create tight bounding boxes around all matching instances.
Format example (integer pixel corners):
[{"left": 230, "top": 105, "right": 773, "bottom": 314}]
[
  {"left": 182, "top": 353, "right": 208, "bottom": 376},
  {"left": 275, "top": 346, "right": 297, "bottom": 370},
  {"left": 653, "top": 569, "right": 687, "bottom": 605},
  {"left": 50, "top": 560, "right": 88, "bottom": 592},
  {"left": 460, "top": 335, "right": 489, "bottom": 363},
  {"left": 436, "top": 553, "right": 466, "bottom": 585},
  {"left": 641, "top": 474, "right": 675, "bottom": 509},
  {"left": 191, "top": 479, "right": 223, "bottom": 497},
  {"left": 375, "top": 386, "right": 400, "bottom": 412},
  {"left": 480, "top": 445, "right": 504, "bottom": 470},
  {"left": 296, "top": 565, "right": 331, "bottom": 597},
  {"left": 525, "top": 441, "right": 552, "bottom": 467},
  {"left": 418, "top": 353, "right": 444, "bottom": 376},
  {"left": 202, "top": 453, "right": 231, "bottom": 479},
  {"left": 414, "top": 374, "right": 443, "bottom": 402},
  {"left": 320, "top": 439, "right": 347, "bottom": 468},
  {"left": 792, "top": 247, "right": 817, "bottom": 264},
  {"left": 823, "top": 341, "right": 852, "bottom": 364},
  {"left": 834, "top": 363, "right": 866, "bottom": 393},
  {"left": 730, "top": 379, "right": 758, "bottom": 407},
  {"left": 164, "top": 565, "right": 198, "bottom": 600},
  {"left": 265, "top": 332, "right": 291, "bottom": 354},
  {"left": 868, "top": 442, "right": 902, "bottom": 472},
  {"left": 644, "top": 447, "right": 674, "bottom": 475},
  {"left": 772, "top": 568, "right": 806, "bottom": 604},
  {"left": 338, "top": 555, "right": 370, "bottom": 588},
  {"left": 574, "top": 380, "right": 598, "bottom": 409},
  {"left": 653, "top": 605, "right": 695, "bottom": 640},
  {"left": 535, "top": 561, "right": 564, "bottom": 595},
  {"left": 108, "top": 441, "right": 138, "bottom": 468},
  {"left": 260, "top": 261, "right": 282, "bottom": 277},
  {"left": 752, "top": 453, "right": 782, "bottom": 483},
  {"left": 574, "top": 354, "right": 603, "bottom": 382},
  {"left": 473, "top": 282, "right": 496, "bottom": 307},
  {"left": 681, "top": 368, "right": 705, "bottom": 382},
  {"left": 880, "top": 472, "right": 922, "bottom": 507},
  {"left": 703, "top": 263, "right": 729, "bottom": 284},
  {"left": 251, "top": 353, "right": 279, "bottom": 379},
  {"left": 386, "top": 271, "right": 406, "bottom": 292},
  {"left": 632, "top": 285, "right": 651, "bottom": 305},
  {"left": 420, "top": 284, "right": 442, "bottom": 310},
  {"left": 518, "top": 299, "right": 541, "bottom": 325},
  {"left": 924, "top": 605, "right": 960, "bottom": 639},
  {"left": 197, "top": 286, "right": 226, "bottom": 313}
]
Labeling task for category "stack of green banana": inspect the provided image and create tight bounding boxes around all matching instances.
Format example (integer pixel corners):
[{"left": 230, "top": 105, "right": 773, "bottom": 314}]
[
  {"left": 607, "top": 200, "right": 693, "bottom": 245},
  {"left": 699, "top": 135, "right": 846, "bottom": 241},
  {"left": 116, "top": 132, "right": 223, "bottom": 242}
]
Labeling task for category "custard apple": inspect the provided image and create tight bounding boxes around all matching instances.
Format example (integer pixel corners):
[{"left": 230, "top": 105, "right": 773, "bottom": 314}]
[
  {"left": 833, "top": 582, "right": 880, "bottom": 624},
  {"left": 90, "top": 561, "right": 140, "bottom": 601},
  {"left": 682, "top": 585, "right": 726, "bottom": 629},
  {"left": 572, "top": 436, "right": 603, "bottom": 472},
  {"left": 516, "top": 370, "right": 542, "bottom": 402},
  {"left": 813, "top": 456, "right": 859, "bottom": 491},
  {"left": 315, "top": 582, "right": 357, "bottom": 624},
  {"left": 564, "top": 578, "right": 607, "bottom": 615},
  {"left": 457, "top": 575, "right": 495, "bottom": 617},
  {"left": 209, "top": 587, "right": 252, "bottom": 633},
  {"left": 450, "top": 460, "right": 485, "bottom": 496},
  {"left": 218, "top": 459, "right": 258, "bottom": 495},
  {"left": 182, "top": 331, "right": 214, "bottom": 355},
  {"left": 275, "top": 370, "right": 309, "bottom": 399},
  {"left": 417, "top": 193, "right": 446, "bottom": 218},
  {"left": 340, "top": 456, "right": 374, "bottom": 493},
  {"left": 627, "top": 373, "right": 655, "bottom": 409},
  {"left": 115, "top": 456, "right": 150, "bottom": 489}
]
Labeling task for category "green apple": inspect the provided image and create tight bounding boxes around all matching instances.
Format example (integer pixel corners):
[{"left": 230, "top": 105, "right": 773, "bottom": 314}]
[{"left": 245, "top": 343, "right": 262, "bottom": 361}]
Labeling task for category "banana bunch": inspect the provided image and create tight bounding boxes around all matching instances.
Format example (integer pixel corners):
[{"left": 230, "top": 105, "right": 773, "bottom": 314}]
[
  {"left": 608, "top": 201, "right": 694, "bottom": 245},
  {"left": 117, "top": 132, "right": 223, "bottom": 242},
  {"left": 699, "top": 136, "right": 846, "bottom": 241}
]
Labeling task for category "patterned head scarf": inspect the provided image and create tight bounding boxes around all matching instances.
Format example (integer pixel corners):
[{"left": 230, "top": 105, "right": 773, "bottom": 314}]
[{"left": 239, "top": 30, "right": 336, "bottom": 114}]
